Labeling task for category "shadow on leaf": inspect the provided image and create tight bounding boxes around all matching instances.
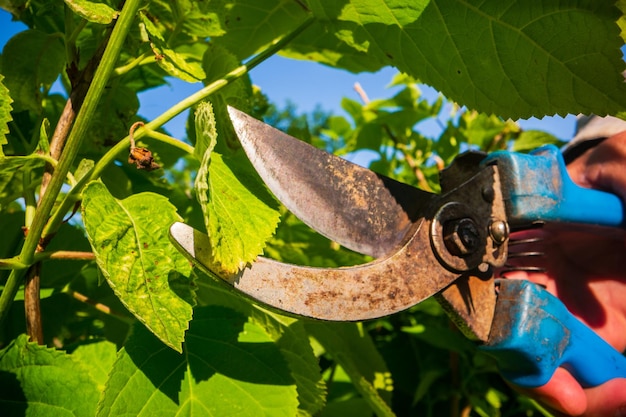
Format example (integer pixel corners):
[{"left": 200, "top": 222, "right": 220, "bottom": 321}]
[{"left": 125, "top": 305, "right": 294, "bottom": 406}]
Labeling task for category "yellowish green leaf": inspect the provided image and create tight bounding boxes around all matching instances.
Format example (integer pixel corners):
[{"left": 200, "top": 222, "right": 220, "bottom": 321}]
[{"left": 81, "top": 181, "right": 195, "bottom": 352}]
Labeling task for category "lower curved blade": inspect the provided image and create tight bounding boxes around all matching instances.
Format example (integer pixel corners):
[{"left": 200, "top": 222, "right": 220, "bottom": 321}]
[
  {"left": 170, "top": 222, "right": 459, "bottom": 321},
  {"left": 228, "top": 107, "right": 435, "bottom": 258}
]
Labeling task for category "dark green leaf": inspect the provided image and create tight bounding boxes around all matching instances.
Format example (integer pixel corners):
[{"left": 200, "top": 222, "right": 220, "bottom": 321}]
[
  {"left": 195, "top": 278, "right": 327, "bottom": 416},
  {"left": 0, "top": 155, "right": 45, "bottom": 207},
  {"left": 402, "top": 323, "right": 475, "bottom": 354},
  {"left": 40, "top": 222, "right": 93, "bottom": 289},
  {"left": 305, "top": 321, "right": 394, "bottom": 417},
  {"left": 0, "top": 211, "right": 24, "bottom": 283},
  {"left": 294, "top": 0, "right": 626, "bottom": 118},
  {"left": 98, "top": 306, "right": 299, "bottom": 417},
  {"left": 212, "top": 0, "right": 310, "bottom": 60},
  {"left": 1, "top": 29, "right": 65, "bottom": 112},
  {"left": 0, "top": 334, "right": 100, "bottom": 417}
]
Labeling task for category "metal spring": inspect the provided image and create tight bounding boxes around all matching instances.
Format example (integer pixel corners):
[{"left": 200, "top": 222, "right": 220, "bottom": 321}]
[{"left": 499, "top": 222, "right": 546, "bottom": 276}]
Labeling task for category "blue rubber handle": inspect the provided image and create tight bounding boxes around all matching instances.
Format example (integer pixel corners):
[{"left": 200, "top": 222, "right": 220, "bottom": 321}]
[
  {"left": 481, "top": 279, "right": 626, "bottom": 388},
  {"left": 482, "top": 145, "right": 624, "bottom": 227}
]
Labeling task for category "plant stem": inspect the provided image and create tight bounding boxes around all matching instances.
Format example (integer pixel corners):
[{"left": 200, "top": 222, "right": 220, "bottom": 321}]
[
  {"left": 0, "top": 0, "right": 142, "bottom": 329},
  {"left": 24, "top": 264, "right": 43, "bottom": 344},
  {"left": 142, "top": 129, "right": 195, "bottom": 154},
  {"left": 68, "top": 290, "right": 134, "bottom": 324},
  {"left": 34, "top": 250, "right": 96, "bottom": 263},
  {"left": 113, "top": 51, "right": 153, "bottom": 77},
  {"left": 0, "top": 257, "right": 28, "bottom": 270},
  {"left": 0, "top": 251, "right": 94, "bottom": 268}
]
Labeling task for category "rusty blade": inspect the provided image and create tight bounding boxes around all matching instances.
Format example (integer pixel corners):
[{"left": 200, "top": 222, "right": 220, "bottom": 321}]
[
  {"left": 170, "top": 222, "right": 461, "bottom": 320},
  {"left": 228, "top": 106, "right": 434, "bottom": 258}
]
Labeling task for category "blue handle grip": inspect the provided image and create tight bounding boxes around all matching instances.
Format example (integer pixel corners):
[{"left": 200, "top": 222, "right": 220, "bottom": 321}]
[
  {"left": 482, "top": 145, "right": 624, "bottom": 227},
  {"left": 481, "top": 279, "right": 626, "bottom": 388}
]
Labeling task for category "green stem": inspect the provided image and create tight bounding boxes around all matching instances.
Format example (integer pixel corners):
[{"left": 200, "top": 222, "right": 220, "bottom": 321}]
[
  {"left": 113, "top": 51, "right": 153, "bottom": 77},
  {"left": 23, "top": 169, "right": 37, "bottom": 229},
  {"left": 0, "top": 0, "right": 142, "bottom": 327},
  {"left": 142, "top": 129, "right": 195, "bottom": 155},
  {"left": 0, "top": 257, "right": 28, "bottom": 270}
]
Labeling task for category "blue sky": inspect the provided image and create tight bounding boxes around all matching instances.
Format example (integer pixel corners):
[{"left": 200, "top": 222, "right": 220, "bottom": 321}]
[{"left": 0, "top": 10, "right": 577, "bottom": 144}]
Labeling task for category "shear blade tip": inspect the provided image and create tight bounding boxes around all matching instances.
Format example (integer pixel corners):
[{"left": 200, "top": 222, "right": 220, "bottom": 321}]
[
  {"left": 169, "top": 222, "right": 196, "bottom": 258},
  {"left": 226, "top": 105, "right": 244, "bottom": 121}
]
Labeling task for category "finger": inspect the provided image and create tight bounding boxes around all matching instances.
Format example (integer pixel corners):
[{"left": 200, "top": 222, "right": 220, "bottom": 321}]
[
  {"left": 516, "top": 367, "right": 586, "bottom": 416},
  {"left": 568, "top": 131, "right": 626, "bottom": 199},
  {"left": 585, "top": 378, "right": 626, "bottom": 417}
]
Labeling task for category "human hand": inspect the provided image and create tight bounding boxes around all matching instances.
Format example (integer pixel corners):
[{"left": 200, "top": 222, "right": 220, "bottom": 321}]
[{"left": 505, "top": 131, "right": 626, "bottom": 416}]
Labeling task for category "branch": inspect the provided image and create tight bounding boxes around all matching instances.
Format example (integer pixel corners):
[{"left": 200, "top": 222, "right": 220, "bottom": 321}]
[
  {"left": 24, "top": 264, "right": 43, "bottom": 344},
  {"left": 34, "top": 251, "right": 95, "bottom": 263},
  {"left": 22, "top": 8, "right": 117, "bottom": 345},
  {"left": 69, "top": 290, "right": 134, "bottom": 324},
  {"left": 0, "top": 0, "right": 143, "bottom": 329},
  {"left": 354, "top": 82, "right": 370, "bottom": 104}
]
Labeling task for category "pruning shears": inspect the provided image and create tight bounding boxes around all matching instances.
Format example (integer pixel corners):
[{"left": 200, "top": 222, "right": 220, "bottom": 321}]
[{"left": 170, "top": 107, "right": 626, "bottom": 388}]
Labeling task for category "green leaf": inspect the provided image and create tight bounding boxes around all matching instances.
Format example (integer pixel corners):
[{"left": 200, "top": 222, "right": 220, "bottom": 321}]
[
  {"left": 40, "top": 221, "right": 93, "bottom": 289},
  {"left": 139, "top": 12, "right": 206, "bottom": 82},
  {"left": 402, "top": 322, "right": 475, "bottom": 354},
  {"left": 294, "top": 0, "right": 626, "bottom": 118},
  {"left": 146, "top": 0, "right": 227, "bottom": 38},
  {"left": 0, "top": 29, "right": 65, "bottom": 112},
  {"left": 195, "top": 278, "right": 327, "bottom": 416},
  {"left": 512, "top": 130, "right": 563, "bottom": 153},
  {"left": 37, "top": 118, "right": 51, "bottom": 154},
  {"left": 81, "top": 181, "right": 195, "bottom": 352},
  {"left": 0, "top": 155, "right": 45, "bottom": 207},
  {"left": 0, "top": 211, "right": 25, "bottom": 283},
  {"left": 64, "top": 0, "right": 119, "bottom": 24},
  {"left": 0, "top": 334, "right": 100, "bottom": 417},
  {"left": 212, "top": 0, "right": 310, "bottom": 60},
  {"left": 193, "top": 101, "right": 217, "bottom": 161},
  {"left": 618, "top": 0, "right": 626, "bottom": 42},
  {"left": 75, "top": 158, "right": 95, "bottom": 182},
  {"left": 305, "top": 322, "right": 395, "bottom": 417},
  {"left": 194, "top": 151, "right": 280, "bottom": 275},
  {"left": 0, "top": 75, "right": 13, "bottom": 157},
  {"left": 71, "top": 340, "right": 118, "bottom": 390},
  {"left": 266, "top": 212, "right": 369, "bottom": 268},
  {"left": 98, "top": 306, "right": 299, "bottom": 417},
  {"left": 201, "top": 44, "right": 254, "bottom": 153}
]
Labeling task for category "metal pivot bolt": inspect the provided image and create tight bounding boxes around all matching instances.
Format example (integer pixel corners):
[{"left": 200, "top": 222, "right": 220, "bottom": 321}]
[
  {"left": 489, "top": 220, "right": 509, "bottom": 245},
  {"left": 444, "top": 218, "right": 480, "bottom": 256}
]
